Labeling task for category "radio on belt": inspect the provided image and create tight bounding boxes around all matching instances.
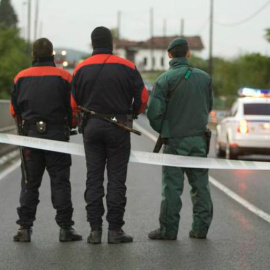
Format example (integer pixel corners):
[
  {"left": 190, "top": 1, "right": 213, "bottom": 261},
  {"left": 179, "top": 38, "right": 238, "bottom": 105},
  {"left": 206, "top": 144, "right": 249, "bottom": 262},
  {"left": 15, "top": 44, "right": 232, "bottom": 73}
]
[{"left": 36, "top": 121, "right": 46, "bottom": 134}]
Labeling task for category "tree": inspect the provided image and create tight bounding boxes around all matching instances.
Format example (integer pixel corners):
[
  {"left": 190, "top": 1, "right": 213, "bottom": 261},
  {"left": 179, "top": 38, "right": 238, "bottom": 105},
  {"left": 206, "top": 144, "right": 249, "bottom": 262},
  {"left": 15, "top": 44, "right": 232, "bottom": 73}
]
[
  {"left": 265, "top": 28, "right": 270, "bottom": 43},
  {"left": 0, "top": 26, "right": 30, "bottom": 98},
  {"left": 237, "top": 53, "right": 270, "bottom": 88},
  {"left": 0, "top": 0, "right": 18, "bottom": 28},
  {"left": 212, "top": 53, "right": 270, "bottom": 108},
  {"left": 110, "top": 28, "right": 119, "bottom": 41}
]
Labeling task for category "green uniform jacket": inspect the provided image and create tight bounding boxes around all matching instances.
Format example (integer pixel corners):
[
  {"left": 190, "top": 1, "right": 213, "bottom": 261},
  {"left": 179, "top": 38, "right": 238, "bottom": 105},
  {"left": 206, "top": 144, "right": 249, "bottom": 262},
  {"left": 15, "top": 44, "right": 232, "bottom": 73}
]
[{"left": 147, "top": 57, "right": 213, "bottom": 138}]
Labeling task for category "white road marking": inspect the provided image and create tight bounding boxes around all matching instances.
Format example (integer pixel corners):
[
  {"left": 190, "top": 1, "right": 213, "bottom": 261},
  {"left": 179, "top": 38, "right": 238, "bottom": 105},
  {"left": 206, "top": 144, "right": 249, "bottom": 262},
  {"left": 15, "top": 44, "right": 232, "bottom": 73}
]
[
  {"left": 0, "top": 149, "right": 19, "bottom": 165},
  {"left": 133, "top": 122, "right": 157, "bottom": 142},
  {"left": 0, "top": 160, "right": 20, "bottom": 182},
  {"left": 209, "top": 176, "right": 270, "bottom": 223},
  {"left": 134, "top": 121, "right": 270, "bottom": 224}
]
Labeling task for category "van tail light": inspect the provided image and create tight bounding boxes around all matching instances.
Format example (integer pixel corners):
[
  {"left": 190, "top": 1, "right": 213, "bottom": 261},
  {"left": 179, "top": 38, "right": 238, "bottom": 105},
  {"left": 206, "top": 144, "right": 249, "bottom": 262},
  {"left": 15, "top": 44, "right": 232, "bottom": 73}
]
[{"left": 237, "top": 119, "right": 249, "bottom": 134}]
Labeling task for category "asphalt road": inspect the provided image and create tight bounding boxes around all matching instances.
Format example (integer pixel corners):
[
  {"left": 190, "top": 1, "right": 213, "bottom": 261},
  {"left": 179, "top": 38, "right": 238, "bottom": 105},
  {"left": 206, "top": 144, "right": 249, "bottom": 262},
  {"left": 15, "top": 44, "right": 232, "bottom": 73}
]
[{"left": 1, "top": 115, "right": 270, "bottom": 270}]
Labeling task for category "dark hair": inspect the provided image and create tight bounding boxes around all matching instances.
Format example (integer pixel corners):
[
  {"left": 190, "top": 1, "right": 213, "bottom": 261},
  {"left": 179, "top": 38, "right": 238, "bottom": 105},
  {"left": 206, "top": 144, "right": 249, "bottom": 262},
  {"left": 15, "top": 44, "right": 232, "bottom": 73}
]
[
  {"left": 169, "top": 44, "right": 188, "bottom": 58},
  {"left": 32, "top": 38, "right": 53, "bottom": 59}
]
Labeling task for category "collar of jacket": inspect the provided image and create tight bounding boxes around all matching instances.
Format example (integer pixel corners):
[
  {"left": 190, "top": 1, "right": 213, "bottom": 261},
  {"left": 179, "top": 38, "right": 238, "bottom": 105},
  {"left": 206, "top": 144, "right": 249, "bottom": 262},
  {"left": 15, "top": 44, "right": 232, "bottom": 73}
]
[
  {"left": 92, "top": 48, "right": 113, "bottom": 55},
  {"left": 169, "top": 57, "right": 189, "bottom": 68},
  {"left": 32, "top": 60, "right": 56, "bottom": 67}
]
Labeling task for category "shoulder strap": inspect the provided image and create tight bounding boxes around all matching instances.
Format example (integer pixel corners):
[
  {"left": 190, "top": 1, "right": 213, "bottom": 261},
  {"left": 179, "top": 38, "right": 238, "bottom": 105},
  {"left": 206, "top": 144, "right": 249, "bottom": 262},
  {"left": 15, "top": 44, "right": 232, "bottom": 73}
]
[
  {"left": 88, "top": 54, "right": 112, "bottom": 91},
  {"left": 168, "top": 66, "right": 192, "bottom": 99}
]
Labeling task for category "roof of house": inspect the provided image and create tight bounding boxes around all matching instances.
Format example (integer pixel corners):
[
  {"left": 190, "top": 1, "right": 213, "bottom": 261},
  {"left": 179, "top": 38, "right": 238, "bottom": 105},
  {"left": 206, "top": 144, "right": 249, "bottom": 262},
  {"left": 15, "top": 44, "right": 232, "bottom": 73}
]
[{"left": 115, "top": 36, "right": 204, "bottom": 51}]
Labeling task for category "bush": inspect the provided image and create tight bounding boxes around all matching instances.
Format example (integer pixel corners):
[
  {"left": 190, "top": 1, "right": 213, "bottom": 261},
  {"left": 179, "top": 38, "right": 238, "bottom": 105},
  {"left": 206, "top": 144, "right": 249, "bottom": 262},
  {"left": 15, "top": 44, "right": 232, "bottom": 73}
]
[{"left": 0, "top": 25, "right": 31, "bottom": 98}]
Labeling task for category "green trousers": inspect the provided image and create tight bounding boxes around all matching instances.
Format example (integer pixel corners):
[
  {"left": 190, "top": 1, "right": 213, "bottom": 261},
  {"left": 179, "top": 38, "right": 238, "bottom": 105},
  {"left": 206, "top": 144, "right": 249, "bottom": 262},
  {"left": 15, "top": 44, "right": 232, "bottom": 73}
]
[{"left": 159, "top": 136, "right": 213, "bottom": 238}]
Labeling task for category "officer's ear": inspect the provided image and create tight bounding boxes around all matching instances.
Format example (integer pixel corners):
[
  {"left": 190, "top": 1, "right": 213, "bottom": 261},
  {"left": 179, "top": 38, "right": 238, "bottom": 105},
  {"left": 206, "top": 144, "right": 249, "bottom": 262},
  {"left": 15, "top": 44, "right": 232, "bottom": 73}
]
[
  {"left": 168, "top": 51, "right": 173, "bottom": 59},
  {"left": 186, "top": 50, "right": 191, "bottom": 58}
]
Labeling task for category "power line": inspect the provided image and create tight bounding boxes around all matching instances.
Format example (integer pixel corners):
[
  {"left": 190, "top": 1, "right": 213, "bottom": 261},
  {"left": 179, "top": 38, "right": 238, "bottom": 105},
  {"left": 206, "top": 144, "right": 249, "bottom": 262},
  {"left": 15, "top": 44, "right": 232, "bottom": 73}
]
[
  {"left": 215, "top": 0, "right": 270, "bottom": 27},
  {"left": 196, "top": 18, "right": 209, "bottom": 34}
]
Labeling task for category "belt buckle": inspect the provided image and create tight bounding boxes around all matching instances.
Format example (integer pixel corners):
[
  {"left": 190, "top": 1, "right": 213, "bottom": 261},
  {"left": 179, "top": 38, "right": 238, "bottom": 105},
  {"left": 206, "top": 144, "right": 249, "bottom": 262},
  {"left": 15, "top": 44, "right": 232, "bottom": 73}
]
[{"left": 111, "top": 117, "right": 117, "bottom": 122}]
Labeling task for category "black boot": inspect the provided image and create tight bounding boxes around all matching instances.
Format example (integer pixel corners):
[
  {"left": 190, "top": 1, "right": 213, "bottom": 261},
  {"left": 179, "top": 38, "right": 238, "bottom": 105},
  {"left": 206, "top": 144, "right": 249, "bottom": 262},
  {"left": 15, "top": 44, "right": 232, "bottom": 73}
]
[
  {"left": 148, "top": 228, "right": 176, "bottom": 240},
  {"left": 59, "top": 226, "right": 82, "bottom": 242},
  {"left": 108, "top": 229, "right": 133, "bottom": 244},
  {"left": 87, "top": 228, "right": 102, "bottom": 244},
  {"left": 189, "top": 230, "right": 207, "bottom": 239},
  {"left": 13, "top": 226, "right": 32, "bottom": 242}
]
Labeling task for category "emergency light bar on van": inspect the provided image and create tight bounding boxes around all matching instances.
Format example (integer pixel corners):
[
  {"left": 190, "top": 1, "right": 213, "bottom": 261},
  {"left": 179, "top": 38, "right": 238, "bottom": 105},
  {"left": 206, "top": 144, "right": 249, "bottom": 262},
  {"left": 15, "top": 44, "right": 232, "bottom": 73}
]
[{"left": 238, "top": 87, "right": 270, "bottom": 97}]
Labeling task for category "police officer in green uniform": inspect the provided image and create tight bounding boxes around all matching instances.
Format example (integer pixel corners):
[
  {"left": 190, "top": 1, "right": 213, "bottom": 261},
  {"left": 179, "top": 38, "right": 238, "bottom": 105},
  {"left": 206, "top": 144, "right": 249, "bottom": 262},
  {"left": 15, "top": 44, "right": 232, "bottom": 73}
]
[{"left": 147, "top": 38, "right": 213, "bottom": 240}]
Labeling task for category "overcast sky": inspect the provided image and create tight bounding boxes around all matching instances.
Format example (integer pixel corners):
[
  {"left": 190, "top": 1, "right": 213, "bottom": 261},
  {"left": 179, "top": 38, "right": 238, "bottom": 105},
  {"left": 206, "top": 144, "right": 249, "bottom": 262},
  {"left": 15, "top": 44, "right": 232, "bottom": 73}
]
[{"left": 11, "top": 0, "right": 270, "bottom": 59}]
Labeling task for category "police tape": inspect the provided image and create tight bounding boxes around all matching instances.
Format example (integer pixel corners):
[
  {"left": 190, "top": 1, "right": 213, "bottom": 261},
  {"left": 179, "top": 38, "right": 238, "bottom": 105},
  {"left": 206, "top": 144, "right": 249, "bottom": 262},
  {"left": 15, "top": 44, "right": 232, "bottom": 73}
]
[{"left": 0, "top": 133, "right": 270, "bottom": 170}]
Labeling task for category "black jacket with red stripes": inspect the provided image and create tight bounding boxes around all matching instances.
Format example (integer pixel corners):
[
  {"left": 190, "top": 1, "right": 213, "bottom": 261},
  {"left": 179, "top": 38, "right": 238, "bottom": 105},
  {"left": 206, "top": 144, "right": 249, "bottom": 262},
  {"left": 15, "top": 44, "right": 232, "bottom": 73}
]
[
  {"left": 10, "top": 60, "right": 74, "bottom": 127},
  {"left": 71, "top": 50, "right": 148, "bottom": 116}
]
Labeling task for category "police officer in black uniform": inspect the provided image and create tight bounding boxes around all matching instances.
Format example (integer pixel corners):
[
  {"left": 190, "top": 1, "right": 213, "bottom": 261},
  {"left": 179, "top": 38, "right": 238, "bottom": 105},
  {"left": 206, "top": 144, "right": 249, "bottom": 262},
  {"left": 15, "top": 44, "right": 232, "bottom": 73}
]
[
  {"left": 10, "top": 38, "right": 82, "bottom": 242},
  {"left": 72, "top": 26, "right": 148, "bottom": 244}
]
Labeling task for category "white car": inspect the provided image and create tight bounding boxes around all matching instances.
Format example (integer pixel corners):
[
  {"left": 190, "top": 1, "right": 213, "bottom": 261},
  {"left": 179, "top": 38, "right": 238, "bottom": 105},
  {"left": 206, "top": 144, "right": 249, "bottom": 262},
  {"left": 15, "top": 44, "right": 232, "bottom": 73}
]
[{"left": 215, "top": 88, "right": 270, "bottom": 159}]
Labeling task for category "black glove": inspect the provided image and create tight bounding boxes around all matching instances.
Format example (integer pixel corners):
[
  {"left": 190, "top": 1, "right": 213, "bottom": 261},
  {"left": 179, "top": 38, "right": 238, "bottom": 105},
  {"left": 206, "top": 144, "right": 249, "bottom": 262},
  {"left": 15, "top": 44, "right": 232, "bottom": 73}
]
[{"left": 132, "top": 109, "right": 139, "bottom": 119}]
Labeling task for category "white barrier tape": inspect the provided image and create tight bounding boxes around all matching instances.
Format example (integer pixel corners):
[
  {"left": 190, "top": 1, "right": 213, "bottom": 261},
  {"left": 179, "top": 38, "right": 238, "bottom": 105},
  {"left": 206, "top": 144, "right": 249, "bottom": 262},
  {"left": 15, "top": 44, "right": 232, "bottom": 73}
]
[
  {"left": 0, "top": 133, "right": 85, "bottom": 156},
  {"left": 1, "top": 133, "right": 270, "bottom": 170}
]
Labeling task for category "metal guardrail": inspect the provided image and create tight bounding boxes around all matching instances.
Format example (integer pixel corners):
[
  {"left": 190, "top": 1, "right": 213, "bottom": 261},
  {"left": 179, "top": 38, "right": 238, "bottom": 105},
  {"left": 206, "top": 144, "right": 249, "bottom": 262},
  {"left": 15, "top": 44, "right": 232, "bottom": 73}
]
[
  {"left": 0, "top": 100, "right": 17, "bottom": 156},
  {"left": 0, "top": 125, "right": 16, "bottom": 133},
  {"left": 0, "top": 100, "right": 14, "bottom": 127}
]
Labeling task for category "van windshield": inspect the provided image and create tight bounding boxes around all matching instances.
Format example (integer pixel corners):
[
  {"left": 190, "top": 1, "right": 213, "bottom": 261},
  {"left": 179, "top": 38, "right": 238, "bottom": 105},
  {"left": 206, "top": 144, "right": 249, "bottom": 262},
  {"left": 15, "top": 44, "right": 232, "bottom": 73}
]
[{"left": 244, "top": 103, "right": 270, "bottom": 115}]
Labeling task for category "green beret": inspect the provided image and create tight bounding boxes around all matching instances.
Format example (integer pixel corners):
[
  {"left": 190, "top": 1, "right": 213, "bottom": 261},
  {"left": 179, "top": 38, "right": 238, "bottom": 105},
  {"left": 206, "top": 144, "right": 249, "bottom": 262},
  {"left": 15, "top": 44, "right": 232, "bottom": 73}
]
[{"left": 167, "top": 38, "right": 188, "bottom": 52}]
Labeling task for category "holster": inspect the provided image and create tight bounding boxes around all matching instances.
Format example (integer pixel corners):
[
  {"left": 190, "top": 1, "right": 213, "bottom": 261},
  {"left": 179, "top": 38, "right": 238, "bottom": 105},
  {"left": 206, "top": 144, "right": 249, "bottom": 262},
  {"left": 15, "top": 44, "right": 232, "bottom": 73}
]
[
  {"left": 77, "top": 113, "right": 87, "bottom": 134},
  {"left": 20, "top": 120, "right": 27, "bottom": 135},
  {"left": 153, "top": 135, "right": 164, "bottom": 153},
  {"left": 204, "top": 128, "right": 212, "bottom": 155}
]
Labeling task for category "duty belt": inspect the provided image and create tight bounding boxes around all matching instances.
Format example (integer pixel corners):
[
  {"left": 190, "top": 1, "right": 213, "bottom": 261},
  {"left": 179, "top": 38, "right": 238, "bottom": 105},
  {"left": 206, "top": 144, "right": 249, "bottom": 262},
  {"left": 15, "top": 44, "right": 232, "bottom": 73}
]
[
  {"left": 28, "top": 123, "right": 66, "bottom": 130},
  {"left": 23, "top": 120, "right": 67, "bottom": 135},
  {"left": 86, "top": 113, "right": 128, "bottom": 120},
  {"left": 25, "top": 119, "right": 66, "bottom": 125},
  {"left": 78, "top": 106, "right": 141, "bottom": 136}
]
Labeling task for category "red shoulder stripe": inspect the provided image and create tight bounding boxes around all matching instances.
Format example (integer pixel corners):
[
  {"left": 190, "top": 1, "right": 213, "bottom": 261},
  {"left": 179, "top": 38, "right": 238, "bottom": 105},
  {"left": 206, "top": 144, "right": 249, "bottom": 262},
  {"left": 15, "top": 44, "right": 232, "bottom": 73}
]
[
  {"left": 73, "top": 54, "right": 135, "bottom": 75},
  {"left": 14, "top": 66, "right": 72, "bottom": 83}
]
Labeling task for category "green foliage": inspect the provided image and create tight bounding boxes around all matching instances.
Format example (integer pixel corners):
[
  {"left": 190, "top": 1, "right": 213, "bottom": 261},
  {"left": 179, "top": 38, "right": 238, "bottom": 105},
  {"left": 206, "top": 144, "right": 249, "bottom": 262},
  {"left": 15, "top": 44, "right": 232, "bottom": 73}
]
[
  {"left": 0, "top": 26, "right": 31, "bottom": 98},
  {"left": 0, "top": 0, "right": 18, "bottom": 28},
  {"left": 237, "top": 54, "right": 270, "bottom": 88},
  {"left": 141, "top": 71, "right": 163, "bottom": 85},
  {"left": 110, "top": 28, "right": 119, "bottom": 41},
  {"left": 142, "top": 52, "right": 270, "bottom": 109},
  {"left": 265, "top": 28, "right": 270, "bottom": 43},
  {"left": 213, "top": 53, "right": 270, "bottom": 107},
  {"left": 189, "top": 54, "right": 208, "bottom": 71}
]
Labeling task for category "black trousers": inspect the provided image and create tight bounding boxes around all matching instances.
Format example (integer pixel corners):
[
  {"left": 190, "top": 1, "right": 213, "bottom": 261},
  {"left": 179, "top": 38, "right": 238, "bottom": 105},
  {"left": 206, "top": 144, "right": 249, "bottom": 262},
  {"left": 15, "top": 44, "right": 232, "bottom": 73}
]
[
  {"left": 83, "top": 118, "right": 131, "bottom": 230},
  {"left": 17, "top": 130, "right": 74, "bottom": 228}
]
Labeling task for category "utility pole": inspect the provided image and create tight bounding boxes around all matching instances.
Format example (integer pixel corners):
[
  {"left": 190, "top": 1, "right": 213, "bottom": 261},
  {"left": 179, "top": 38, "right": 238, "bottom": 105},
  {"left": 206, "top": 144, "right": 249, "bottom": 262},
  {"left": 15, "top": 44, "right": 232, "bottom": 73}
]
[
  {"left": 39, "top": 21, "right": 43, "bottom": 37},
  {"left": 163, "top": 19, "right": 167, "bottom": 37},
  {"left": 21, "top": 2, "right": 27, "bottom": 40},
  {"left": 117, "top": 11, "right": 121, "bottom": 40},
  {"left": 150, "top": 7, "right": 154, "bottom": 71},
  {"left": 180, "top": 19, "right": 184, "bottom": 37},
  {"left": 163, "top": 19, "right": 167, "bottom": 69},
  {"left": 209, "top": 0, "right": 214, "bottom": 77},
  {"left": 27, "top": 0, "right": 31, "bottom": 56},
  {"left": 34, "top": 0, "right": 39, "bottom": 40}
]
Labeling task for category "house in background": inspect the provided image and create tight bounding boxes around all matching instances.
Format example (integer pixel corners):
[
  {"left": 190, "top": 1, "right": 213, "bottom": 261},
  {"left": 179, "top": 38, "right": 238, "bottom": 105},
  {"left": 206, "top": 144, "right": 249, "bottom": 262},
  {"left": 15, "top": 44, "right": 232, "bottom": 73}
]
[{"left": 114, "top": 35, "right": 204, "bottom": 71}]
